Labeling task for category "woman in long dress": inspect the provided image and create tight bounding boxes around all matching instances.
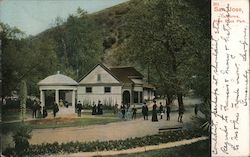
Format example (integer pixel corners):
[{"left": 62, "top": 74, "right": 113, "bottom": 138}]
[{"left": 152, "top": 101, "right": 158, "bottom": 122}]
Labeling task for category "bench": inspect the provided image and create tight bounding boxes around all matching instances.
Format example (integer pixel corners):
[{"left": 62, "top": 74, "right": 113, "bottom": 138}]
[{"left": 158, "top": 126, "right": 183, "bottom": 133}]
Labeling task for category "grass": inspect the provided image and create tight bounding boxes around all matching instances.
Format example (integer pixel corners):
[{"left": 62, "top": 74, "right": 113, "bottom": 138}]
[
  {"left": 103, "top": 139, "right": 210, "bottom": 157},
  {"left": 30, "top": 117, "right": 120, "bottom": 129},
  {"left": 1, "top": 115, "right": 121, "bottom": 134},
  {"left": 2, "top": 109, "right": 32, "bottom": 121}
]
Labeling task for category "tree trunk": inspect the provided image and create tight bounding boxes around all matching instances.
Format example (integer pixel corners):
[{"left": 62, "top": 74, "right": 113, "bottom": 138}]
[
  {"left": 61, "top": 38, "right": 68, "bottom": 66},
  {"left": 166, "top": 93, "right": 172, "bottom": 106}
]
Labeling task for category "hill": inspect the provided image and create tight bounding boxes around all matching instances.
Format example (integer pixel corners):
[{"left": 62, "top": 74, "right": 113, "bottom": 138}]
[{"left": 36, "top": 0, "right": 139, "bottom": 67}]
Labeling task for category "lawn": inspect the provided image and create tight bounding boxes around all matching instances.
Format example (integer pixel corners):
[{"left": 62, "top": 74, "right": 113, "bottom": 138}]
[
  {"left": 2, "top": 109, "right": 33, "bottom": 121},
  {"left": 103, "top": 139, "right": 210, "bottom": 157},
  {"left": 1, "top": 114, "right": 121, "bottom": 134}
]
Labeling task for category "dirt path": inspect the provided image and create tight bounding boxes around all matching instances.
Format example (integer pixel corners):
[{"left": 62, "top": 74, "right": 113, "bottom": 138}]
[
  {"left": 28, "top": 98, "right": 201, "bottom": 145},
  {"left": 28, "top": 109, "right": 194, "bottom": 145}
]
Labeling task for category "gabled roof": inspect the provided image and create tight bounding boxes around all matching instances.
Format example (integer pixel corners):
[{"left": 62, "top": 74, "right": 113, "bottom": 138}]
[
  {"left": 110, "top": 67, "right": 144, "bottom": 83},
  {"left": 78, "top": 63, "right": 121, "bottom": 83},
  {"left": 38, "top": 72, "right": 78, "bottom": 86},
  {"left": 78, "top": 64, "right": 144, "bottom": 84}
]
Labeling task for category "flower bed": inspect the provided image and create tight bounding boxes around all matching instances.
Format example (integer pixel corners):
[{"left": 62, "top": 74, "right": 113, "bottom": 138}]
[{"left": 3, "top": 129, "right": 206, "bottom": 157}]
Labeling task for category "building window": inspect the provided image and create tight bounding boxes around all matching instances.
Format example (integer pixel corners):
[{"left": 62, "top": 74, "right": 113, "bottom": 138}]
[
  {"left": 140, "top": 92, "right": 143, "bottom": 103},
  {"left": 86, "top": 87, "right": 92, "bottom": 93},
  {"left": 104, "top": 87, "right": 111, "bottom": 93},
  {"left": 97, "top": 74, "right": 101, "bottom": 81},
  {"left": 134, "top": 91, "right": 138, "bottom": 103}
]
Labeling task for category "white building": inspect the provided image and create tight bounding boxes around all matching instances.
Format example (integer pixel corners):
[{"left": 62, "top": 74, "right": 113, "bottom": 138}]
[
  {"left": 77, "top": 63, "right": 155, "bottom": 106},
  {"left": 37, "top": 64, "right": 155, "bottom": 114},
  {"left": 38, "top": 71, "right": 78, "bottom": 114}
]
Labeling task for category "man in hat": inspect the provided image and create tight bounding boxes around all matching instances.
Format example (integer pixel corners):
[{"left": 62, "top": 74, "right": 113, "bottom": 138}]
[
  {"left": 121, "top": 102, "right": 126, "bottom": 119},
  {"left": 76, "top": 101, "right": 82, "bottom": 117},
  {"left": 132, "top": 105, "right": 137, "bottom": 120},
  {"left": 32, "top": 100, "right": 37, "bottom": 118},
  {"left": 142, "top": 102, "right": 148, "bottom": 120},
  {"left": 159, "top": 102, "right": 164, "bottom": 119},
  {"left": 53, "top": 101, "right": 59, "bottom": 118}
]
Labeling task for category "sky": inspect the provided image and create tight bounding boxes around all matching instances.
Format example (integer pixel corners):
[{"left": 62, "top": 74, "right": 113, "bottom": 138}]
[{"left": 0, "top": 0, "right": 128, "bottom": 36}]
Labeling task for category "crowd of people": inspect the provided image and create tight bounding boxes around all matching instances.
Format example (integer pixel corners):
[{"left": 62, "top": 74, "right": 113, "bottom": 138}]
[
  {"left": 30, "top": 99, "right": 198, "bottom": 124},
  {"left": 75, "top": 100, "right": 104, "bottom": 117},
  {"left": 31, "top": 100, "right": 59, "bottom": 118},
  {"left": 31, "top": 100, "right": 48, "bottom": 118},
  {"left": 118, "top": 100, "right": 183, "bottom": 123}
]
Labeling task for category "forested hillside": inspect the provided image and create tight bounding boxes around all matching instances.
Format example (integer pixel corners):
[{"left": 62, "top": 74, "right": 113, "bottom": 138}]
[{"left": 1, "top": 0, "right": 210, "bottom": 104}]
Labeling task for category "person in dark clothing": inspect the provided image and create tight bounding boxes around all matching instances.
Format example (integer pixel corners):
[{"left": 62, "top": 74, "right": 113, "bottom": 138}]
[
  {"left": 152, "top": 101, "right": 158, "bottom": 122},
  {"left": 194, "top": 104, "right": 198, "bottom": 116},
  {"left": 142, "top": 102, "right": 148, "bottom": 120},
  {"left": 142, "top": 103, "right": 146, "bottom": 120},
  {"left": 100, "top": 103, "right": 103, "bottom": 115},
  {"left": 126, "top": 103, "right": 130, "bottom": 112},
  {"left": 38, "top": 103, "right": 42, "bottom": 118},
  {"left": 42, "top": 106, "right": 48, "bottom": 118},
  {"left": 159, "top": 102, "right": 164, "bottom": 119},
  {"left": 166, "top": 104, "right": 171, "bottom": 120},
  {"left": 32, "top": 101, "right": 37, "bottom": 118},
  {"left": 92, "top": 103, "right": 97, "bottom": 115},
  {"left": 178, "top": 106, "right": 184, "bottom": 123},
  {"left": 76, "top": 101, "right": 82, "bottom": 117},
  {"left": 121, "top": 103, "right": 126, "bottom": 119},
  {"left": 97, "top": 101, "right": 103, "bottom": 115},
  {"left": 114, "top": 103, "right": 119, "bottom": 114},
  {"left": 53, "top": 102, "right": 59, "bottom": 118},
  {"left": 132, "top": 105, "right": 137, "bottom": 119}
]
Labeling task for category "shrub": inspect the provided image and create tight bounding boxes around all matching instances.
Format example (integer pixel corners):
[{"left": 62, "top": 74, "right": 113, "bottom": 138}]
[
  {"left": 19, "top": 129, "right": 205, "bottom": 156},
  {"left": 192, "top": 100, "right": 211, "bottom": 135},
  {"left": 2, "top": 147, "right": 16, "bottom": 157},
  {"left": 12, "top": 124, "right": 32, "bottom": 157}
]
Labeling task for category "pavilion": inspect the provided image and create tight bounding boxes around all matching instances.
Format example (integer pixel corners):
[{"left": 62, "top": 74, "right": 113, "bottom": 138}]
[{"left": 37, "top": 71, "right": 78, "bottom": 113}]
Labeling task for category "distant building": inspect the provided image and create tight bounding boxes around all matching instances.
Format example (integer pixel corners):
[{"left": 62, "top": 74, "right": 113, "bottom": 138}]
[
  {"left": 78, "top": 63, "right": 155, "bottom": 106},
  {"left": 37, "top": 64, "right": 155, "bottom": 114}
]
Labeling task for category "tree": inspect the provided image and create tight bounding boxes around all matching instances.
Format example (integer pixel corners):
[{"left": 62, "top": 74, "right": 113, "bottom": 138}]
[
  {"left": 2, "top": 23, "right": 59, "bottom": 96},
  {"left": 1, "top": 23, "right": 25, "bottom": 96},
  {"left": 19, "top": 80, "right": 27, "bottom": 121},
  {"left": 63, "top": 8, "right": 103, "bottom": 79},
  {"left": 117, "top": 0, "right": 205, "bottom": 109},
  {"left": 42, "top": 8, "right": 104, "bottom": 80}
]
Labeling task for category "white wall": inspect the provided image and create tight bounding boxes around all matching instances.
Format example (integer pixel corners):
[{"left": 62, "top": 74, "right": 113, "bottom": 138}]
[
  {"left": 77, "top": 86, "right": 122, "bottom": 106},
  {"left": 143, "top": 89, "right": 155, "bottom": 101},
  {"left": 133, "top": 86, "right": 143, "bottom": 91},
  {"left": 131, "top": 78, "right": 143, "bottom": 85},
  {"left": 143, "top": 90, "right": 149, "bottom": 100}
]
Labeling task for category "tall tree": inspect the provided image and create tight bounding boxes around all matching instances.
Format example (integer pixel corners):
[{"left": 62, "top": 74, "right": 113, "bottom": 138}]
[
  {"left": 2, "top": 23, "right": 59, "bottom": 96},
  {"left": 116, "top": 0, "right": 210, "bottom": 108},
  {"left": 58, "top": 8, "right": 103, "bottom": 79},
  {"left": 19, "top": 80, "right": 27, "bottom": 122}
]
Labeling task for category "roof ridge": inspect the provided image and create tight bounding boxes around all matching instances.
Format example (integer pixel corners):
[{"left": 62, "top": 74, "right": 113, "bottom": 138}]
[{"left": 110, "top": 66, "right": 134, "bottom": 69}]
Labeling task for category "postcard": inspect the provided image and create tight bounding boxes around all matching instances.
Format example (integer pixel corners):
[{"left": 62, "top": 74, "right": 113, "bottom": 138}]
[{"left": 0, "top": 0, "right": 248, "bottom": 157}]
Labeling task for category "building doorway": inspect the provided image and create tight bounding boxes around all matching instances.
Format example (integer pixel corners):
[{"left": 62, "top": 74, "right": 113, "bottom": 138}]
[{"left": 122, "top": 90, "right": 130, "bottom": 104}]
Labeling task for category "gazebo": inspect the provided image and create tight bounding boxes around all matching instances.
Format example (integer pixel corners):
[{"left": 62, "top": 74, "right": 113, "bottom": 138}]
[{"left": 38, "top": 71, "right": 78, "bottom": 113}]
